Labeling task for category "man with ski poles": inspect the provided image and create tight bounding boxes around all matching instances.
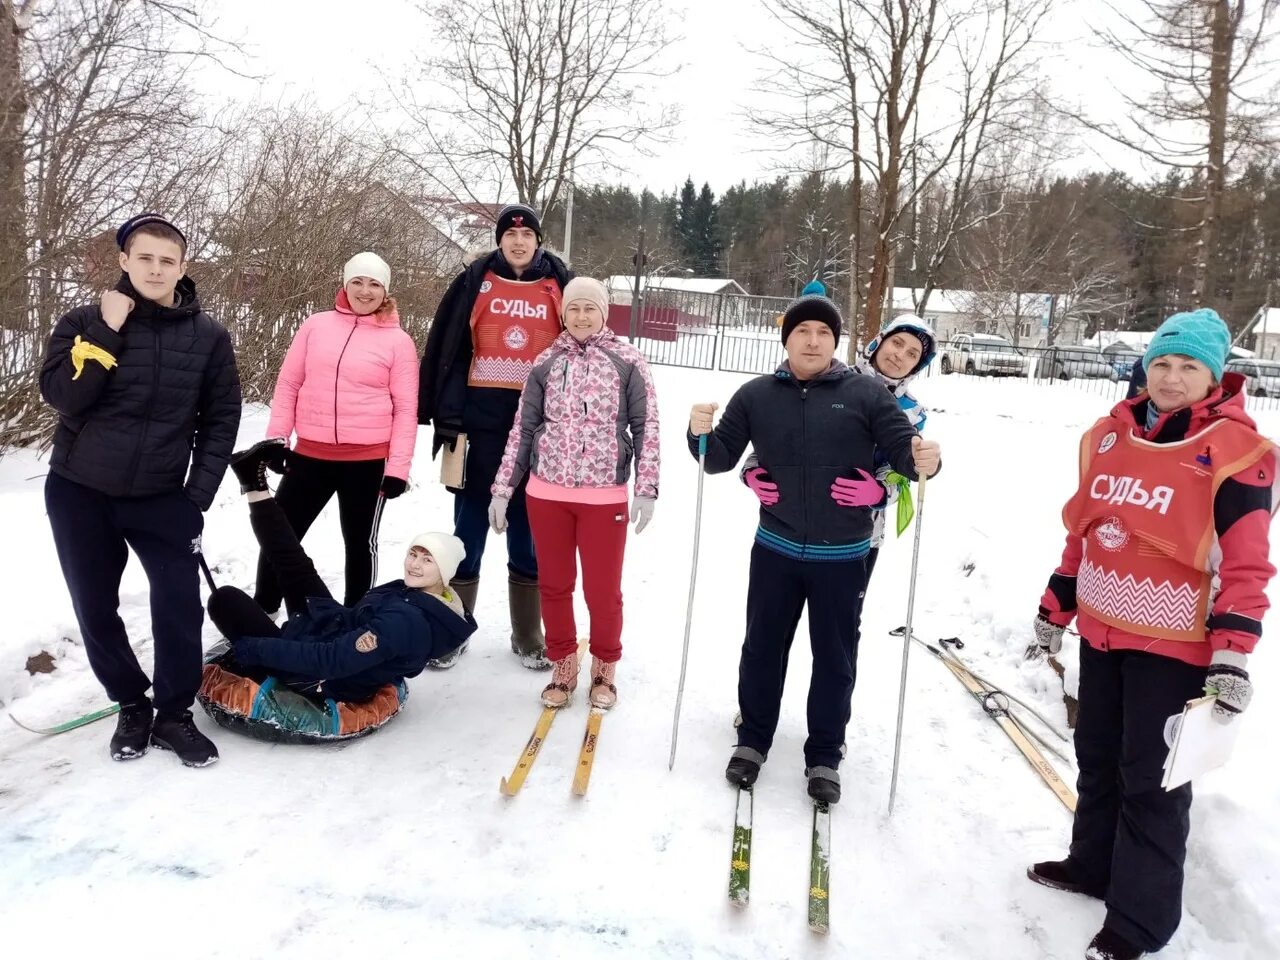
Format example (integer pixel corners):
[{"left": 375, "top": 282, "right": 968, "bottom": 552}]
[{"left": 687, "top": 290, "right": 940, "bottom": 803}]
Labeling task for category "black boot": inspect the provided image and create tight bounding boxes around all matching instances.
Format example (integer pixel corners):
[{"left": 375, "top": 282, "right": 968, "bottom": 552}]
[
  {"left": 725, "top": 746, "right": 765, "bottom": 787},
  {"left": 229, "top": 439, "right": 288, "bottom": 494},
  {"left": 151, "top": 710, "right": 219, "bottom": 767},
  {"left": 1086, "top": 927, "right": 1145, "bottom": 960},
  {"left": 1026, "top": 859, "right": 1105, "bottom": 900},
  {"left": 806, "top": 766, "right": 841, "bottom": 804},
  {"left": 109, "top": 697, "right": 153, "bottom": 761},
  {"left": 428, "top": 577, "right": 477, "bottom": 669}
]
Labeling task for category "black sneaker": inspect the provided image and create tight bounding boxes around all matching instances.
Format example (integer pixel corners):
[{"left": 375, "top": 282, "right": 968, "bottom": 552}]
[
  {"left": 1026, "top": 859, "right": 1105, "bottom": 900},
  {"left": 725, "top": 746, "right": 765, "bottom": 787},
  {"left": 109, "top": 698, "right": 153, "bottom": 761},
  {"left": 229, "top": 439, "right": 287, "bottom": 494},
  {"left": 151, "top": 710, "right": 219, "bottom": 767},
  {"left": 806, "top": 766, "right": 841, "bottom": 804},
  {"left": 1086, "top": 926, "right": 1145, "bottom": 960}
]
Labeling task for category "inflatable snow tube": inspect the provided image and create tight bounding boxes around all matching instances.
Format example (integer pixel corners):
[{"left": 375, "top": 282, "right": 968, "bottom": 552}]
[{"left": 197, "top": 650, "right": 408, "bottom": 744}]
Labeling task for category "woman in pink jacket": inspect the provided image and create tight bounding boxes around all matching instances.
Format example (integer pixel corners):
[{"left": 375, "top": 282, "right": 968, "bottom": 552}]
[
  {"left": 256, "top": 252, "right": 419, "bottom": 610},
  {"left": 488, "top": 277, "right": 660, "bottom": 709}
]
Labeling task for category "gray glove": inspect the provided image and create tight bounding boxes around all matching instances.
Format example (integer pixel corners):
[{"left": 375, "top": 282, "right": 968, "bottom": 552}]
[
  {"left": 1205, "top": 649, "right": 1252, "bottom": 722},
  {"left": 631, "top": 496, "right": 656, "bottom": 534},
  {"left": 1032, "top": 615, "right": 1064, "bottom": 656},
  {"left": 488, "top": 496, "right": 510, "bottom": 534}
]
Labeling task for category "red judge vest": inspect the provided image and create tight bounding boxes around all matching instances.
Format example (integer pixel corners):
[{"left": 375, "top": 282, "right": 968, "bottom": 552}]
[
  {"left": 1063, "top": 416, "right": 1272, "bottom": 645},
  {"left": 468, "top": 272, "right": 562, "bottom": 390}
]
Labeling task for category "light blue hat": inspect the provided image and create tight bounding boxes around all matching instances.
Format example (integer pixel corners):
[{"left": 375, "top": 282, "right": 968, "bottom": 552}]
[{"left": 1142, "top": 308, "right": 1231, "bottom": 380}]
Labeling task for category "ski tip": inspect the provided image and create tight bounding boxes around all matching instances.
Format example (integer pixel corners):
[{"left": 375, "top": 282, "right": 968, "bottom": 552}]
[{"left": 808, "top": 922, "right": 830, "bottom": 936}]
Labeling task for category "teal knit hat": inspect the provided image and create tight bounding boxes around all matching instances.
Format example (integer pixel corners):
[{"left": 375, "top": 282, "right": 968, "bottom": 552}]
[{"left": 1142, "top": 308, "right": 1231, "bottom": 380}]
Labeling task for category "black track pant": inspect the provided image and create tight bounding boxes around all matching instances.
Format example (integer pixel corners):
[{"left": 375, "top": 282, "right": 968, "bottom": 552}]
[
  {"left": 1069, "top": 643, "right": 1207, "bottom": 952},
  {"left": 45, "top": 471, "right": 204, "bottom": 716},
  {"left": 211, "top": 497, "right": 334, "bottom": 643},
  {"left": 253, "top": 453, "right": 384, "bottom": 610}
]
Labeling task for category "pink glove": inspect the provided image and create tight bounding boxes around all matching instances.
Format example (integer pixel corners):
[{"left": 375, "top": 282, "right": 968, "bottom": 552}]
[
  {"left": 744, "top": 467, "right": 780, "bottom": 506},
  {"left": 831, "top": 469, "right": 885, "bottom": 508}
]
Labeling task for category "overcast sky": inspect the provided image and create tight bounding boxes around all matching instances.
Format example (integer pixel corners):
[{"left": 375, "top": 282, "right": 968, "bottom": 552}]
[{"left": 204, "top": 0, "right": 1148, "bottom": 199}]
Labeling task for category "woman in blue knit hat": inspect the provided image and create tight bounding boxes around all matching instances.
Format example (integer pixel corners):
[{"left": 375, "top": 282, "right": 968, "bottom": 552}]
[{"left": 1026, "top": 308, "right": 1279, "bottom": 960}]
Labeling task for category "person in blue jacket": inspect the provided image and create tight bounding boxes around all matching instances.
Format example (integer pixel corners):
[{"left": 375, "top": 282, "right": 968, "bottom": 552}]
[{"left": 206, "top": 440, "right": 476, "bottom": 702}]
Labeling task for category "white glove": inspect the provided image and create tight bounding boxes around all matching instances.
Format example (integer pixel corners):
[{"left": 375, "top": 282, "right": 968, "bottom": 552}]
[
  {"left": 631, "top": 496, "right": 656, "bottom": 534},
  {"left": 488, "top": 496, "right": 510, "bottom": 534},
  {"left": 1205, "top": 649, "right": 1252, "bottom": 722},
  {"left": 1033, "top": 615, "right": 1064, "bottom": 656}
]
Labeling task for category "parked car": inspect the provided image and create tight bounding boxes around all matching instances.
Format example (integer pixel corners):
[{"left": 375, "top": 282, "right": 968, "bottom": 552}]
[
  {"left": 1225, "top": 358, "right": 1280, "bottom": 398},
  {"left": 1101, "top": 343, "right": 1144, "bottom": 380},
  {"left": 940, "top": 333, "right": 1027, "bottom": 377},
  {"left": 1035, "top": 345, "right": 1118, "bottom": 381}
]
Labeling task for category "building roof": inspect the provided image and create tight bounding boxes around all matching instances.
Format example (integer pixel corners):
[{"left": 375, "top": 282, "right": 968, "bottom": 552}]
[{"left": 605, "top": 276, "right": 749, "bottom": 296}]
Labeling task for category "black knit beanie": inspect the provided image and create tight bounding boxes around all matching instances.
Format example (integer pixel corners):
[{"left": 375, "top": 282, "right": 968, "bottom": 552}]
[
  {"left": 495, "top": 203, "right": 543, "bottom": 244},
  {"left": 780, "top": 294, "right": 843, "bottom": 346}
]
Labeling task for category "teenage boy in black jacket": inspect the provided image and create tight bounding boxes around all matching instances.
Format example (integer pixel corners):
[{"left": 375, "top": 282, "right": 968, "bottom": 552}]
[
  {"left": 688, "top": 293, "right": 941, "bottom": 804},
  {"left": 40, "top": 213, "right": 241, "bottom": 767}
]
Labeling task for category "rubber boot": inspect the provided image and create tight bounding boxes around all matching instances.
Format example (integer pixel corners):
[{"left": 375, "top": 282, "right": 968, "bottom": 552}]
[
  {"left": 427, "top": 576, "right": 478, "bottom": 669},
  {"left": 508, "top": 572, "right": 550, "bottom": 670}
]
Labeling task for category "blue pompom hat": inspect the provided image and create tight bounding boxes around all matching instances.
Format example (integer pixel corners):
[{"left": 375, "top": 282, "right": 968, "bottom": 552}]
[
  {"left": 1142, "top": 308, "right": 1231, "bottom": 381},
  {"left": 781, "top": 279, "right": 843, "bottom": 345}
]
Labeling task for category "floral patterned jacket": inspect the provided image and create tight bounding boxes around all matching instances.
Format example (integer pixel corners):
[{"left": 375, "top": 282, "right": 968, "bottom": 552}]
[{"left": 492, "top": 327, "right": 660, "bottom": 500}]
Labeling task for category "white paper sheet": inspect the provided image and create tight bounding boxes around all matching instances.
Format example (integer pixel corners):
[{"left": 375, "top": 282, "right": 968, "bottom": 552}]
[{"left": 1161, "top": 696, "right": 1243, "bottom": 790}]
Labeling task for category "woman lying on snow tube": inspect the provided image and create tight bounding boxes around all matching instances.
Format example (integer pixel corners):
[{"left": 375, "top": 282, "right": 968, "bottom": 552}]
[{"left": 198, "top": 439, "right": 476, "bottom": 743}]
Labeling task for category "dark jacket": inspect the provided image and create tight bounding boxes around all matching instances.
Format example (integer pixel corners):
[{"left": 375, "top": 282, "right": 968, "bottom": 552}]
[
  {"left": 233, "top": 581, "right": 478, "bottom": 702},
  {"left": 687, "top": 361, "right": 920, "bottom": 560},
  {"left": 39, "top": 274, "right": 241, "bottom": 510},
  {"left": 418, "top": 249, "right": 571, "bottom": 442}
]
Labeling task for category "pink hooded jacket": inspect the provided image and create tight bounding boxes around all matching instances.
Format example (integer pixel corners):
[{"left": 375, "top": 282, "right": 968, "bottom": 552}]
[{"left": 266, "top": 290, "right": 419, "bottom": 480}]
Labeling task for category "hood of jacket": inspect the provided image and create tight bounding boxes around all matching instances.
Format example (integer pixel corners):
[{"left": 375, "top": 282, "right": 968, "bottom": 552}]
[
  {"left": 858, "top": 315, "right": 937, "bottom": 393},
  {"left": 1112, "top": 371, "right": 1259, "bottom": 441},
  {"left": 113, "top": 271, "right": 202, "bottom": 322},
  {"left": 334, "top": 287, "right": 402, "bottom": 327}
]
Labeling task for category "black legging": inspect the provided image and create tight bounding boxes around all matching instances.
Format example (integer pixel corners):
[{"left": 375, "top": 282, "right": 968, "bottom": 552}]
[{"left": 209, "top": 497, "right": 333, "bottom": 644}]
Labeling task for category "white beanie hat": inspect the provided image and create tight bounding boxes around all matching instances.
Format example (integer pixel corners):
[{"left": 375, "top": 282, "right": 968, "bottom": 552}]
[
  {"left": 560, "top": 276, "right": 609, "bottom": 322},
  {"left": 343, "top": 251, "right": 391, "bottom": 292},
  {"left": 409, "top": 532, "right": 465, "bottom": 586}
]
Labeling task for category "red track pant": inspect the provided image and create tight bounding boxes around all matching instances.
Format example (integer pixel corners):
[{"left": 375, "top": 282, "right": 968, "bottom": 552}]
[{"left": 526, "top": 495, "right": 629, "bottom": 663}]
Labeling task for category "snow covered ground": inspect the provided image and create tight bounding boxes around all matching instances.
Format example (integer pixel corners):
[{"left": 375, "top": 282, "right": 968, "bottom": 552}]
[{"left": 1, "top": 367, "right": 1278, "bottom": 959}]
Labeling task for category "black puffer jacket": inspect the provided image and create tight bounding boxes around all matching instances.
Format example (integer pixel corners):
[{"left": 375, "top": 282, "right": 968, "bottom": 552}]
[
  {"left": 687, "top": 361, "right": 920, "bottom": 557},
  {"left": 40, "top": 274, "right": 241, "bottom": 510},
  {"left": 417, "top": 248, "right": 571, "bottom": 439}
]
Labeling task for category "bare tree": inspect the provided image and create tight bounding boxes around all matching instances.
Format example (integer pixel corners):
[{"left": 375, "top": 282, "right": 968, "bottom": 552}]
[
  {"left": 752, "top": 0, "right": 1051, "bottom": 357},
  {"left": 1080, "top": 0, "right": 1279, "bottom": 303},
  {"left": 1, "top": 0, "right": 40, "bottom": 335},
  {"left": 394, "top": 0, "right": 676, "bottom": 220}
]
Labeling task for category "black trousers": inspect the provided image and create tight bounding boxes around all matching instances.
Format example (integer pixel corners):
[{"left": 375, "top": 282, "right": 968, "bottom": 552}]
[
  {"left": 736, "top": 543, "right": 869, "bottom": 769},
  {"left": 45, "top": 471, "right": 205, "bottom": 716},
  {"left": 211, "top": 497, "right": 333, "bottom": 643},
  {"left": 253, "top": 453, "right": 385, "bottom": 610},
  {"left": 1070, "top": 642, "right": 1207, "bottom": 952},
  {"left": 452, "top": 430, "right": 537, "bottom": 581}
]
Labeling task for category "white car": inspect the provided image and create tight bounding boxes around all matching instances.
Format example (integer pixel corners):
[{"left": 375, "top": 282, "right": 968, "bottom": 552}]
[
  {"left": 1225, "top": 358, "right": 1280, "bottom": 398},
  {"left": 941, "top": 333, "right": 1027, "bottom": 377}
]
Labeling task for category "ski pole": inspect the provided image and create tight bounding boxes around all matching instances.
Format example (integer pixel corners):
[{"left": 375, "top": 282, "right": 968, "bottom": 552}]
[
  {"left": 888, "top": 473, "right": 928, "bottom": 816},
  {"left": 669, "top": 433, "right": 708, "bottom": 770},
  {"left": 195, "top": 550, "right": 217, "bottom": 592}
]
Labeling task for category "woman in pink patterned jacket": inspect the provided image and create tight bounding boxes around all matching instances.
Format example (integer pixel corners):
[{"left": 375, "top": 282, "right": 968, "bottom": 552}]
[
  {"left": 489, "top": 276, "right": 660, "bottom": 709},
  {"left": 256, "top": 252, "right": 419, "bottom": 610}
]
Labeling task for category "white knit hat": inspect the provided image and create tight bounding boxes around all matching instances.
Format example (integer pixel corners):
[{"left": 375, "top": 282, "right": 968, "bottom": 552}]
[
  {"left": 409, "top": 532, "right": 465, "bottom": 585},
  {"left": 343, "top": 251, "right": 391, "bottom": 292},
  {"left": 560, "top": 277, "right": 609, "bottom": 322}
]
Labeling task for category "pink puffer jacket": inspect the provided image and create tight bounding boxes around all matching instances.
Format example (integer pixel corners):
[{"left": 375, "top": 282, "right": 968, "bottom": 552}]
[{"left": 266, "top": 290, "right": 420, "bottom": 479}]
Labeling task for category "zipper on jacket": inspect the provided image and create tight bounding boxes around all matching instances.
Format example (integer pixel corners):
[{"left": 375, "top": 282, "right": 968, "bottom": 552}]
[
  {"left": 800, "top": 384, "right": 809, "bottom": 554},
  {"left": 125, "top": 323, "right": 162, "bottom": 490},
  {"left": 332, "top": 321, "right": 358, "bottom": 444}
]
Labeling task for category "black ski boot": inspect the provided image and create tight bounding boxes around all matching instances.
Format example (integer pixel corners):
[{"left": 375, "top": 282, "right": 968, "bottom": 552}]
[
  {"left": 109, "top": 697, "right": 153, "bottom": 761},
  {"left": 229, "top": 439, "right": 288, "bottom": 494},
  {"left": 1086, "top": 926, "right": 1145, "bottom": 960},
  {"left": 151, "top": 710, "right": 219, "bottom": 767},
  {"left": 725, "top": 746, "right": 765, "bottom": 787},
  {"left": 1026, "top": 859, "right": 1105, "bottom": 900},
  {"left": 806, "top": 766, "right": 841, "bottom": 804}
]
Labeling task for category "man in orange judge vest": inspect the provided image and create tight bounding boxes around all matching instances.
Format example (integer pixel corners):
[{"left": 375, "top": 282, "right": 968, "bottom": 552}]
[{"left": 418, "top": 204, "right": 572, "bottom": 669}]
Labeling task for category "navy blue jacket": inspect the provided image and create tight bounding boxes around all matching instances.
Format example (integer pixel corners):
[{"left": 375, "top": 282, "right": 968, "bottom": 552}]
[
  {"left": 688, "top": 362, "right": 920, "bottom": 560},
  {"left": 233, "top": 581, "right": 477, "bottom": 702}
]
